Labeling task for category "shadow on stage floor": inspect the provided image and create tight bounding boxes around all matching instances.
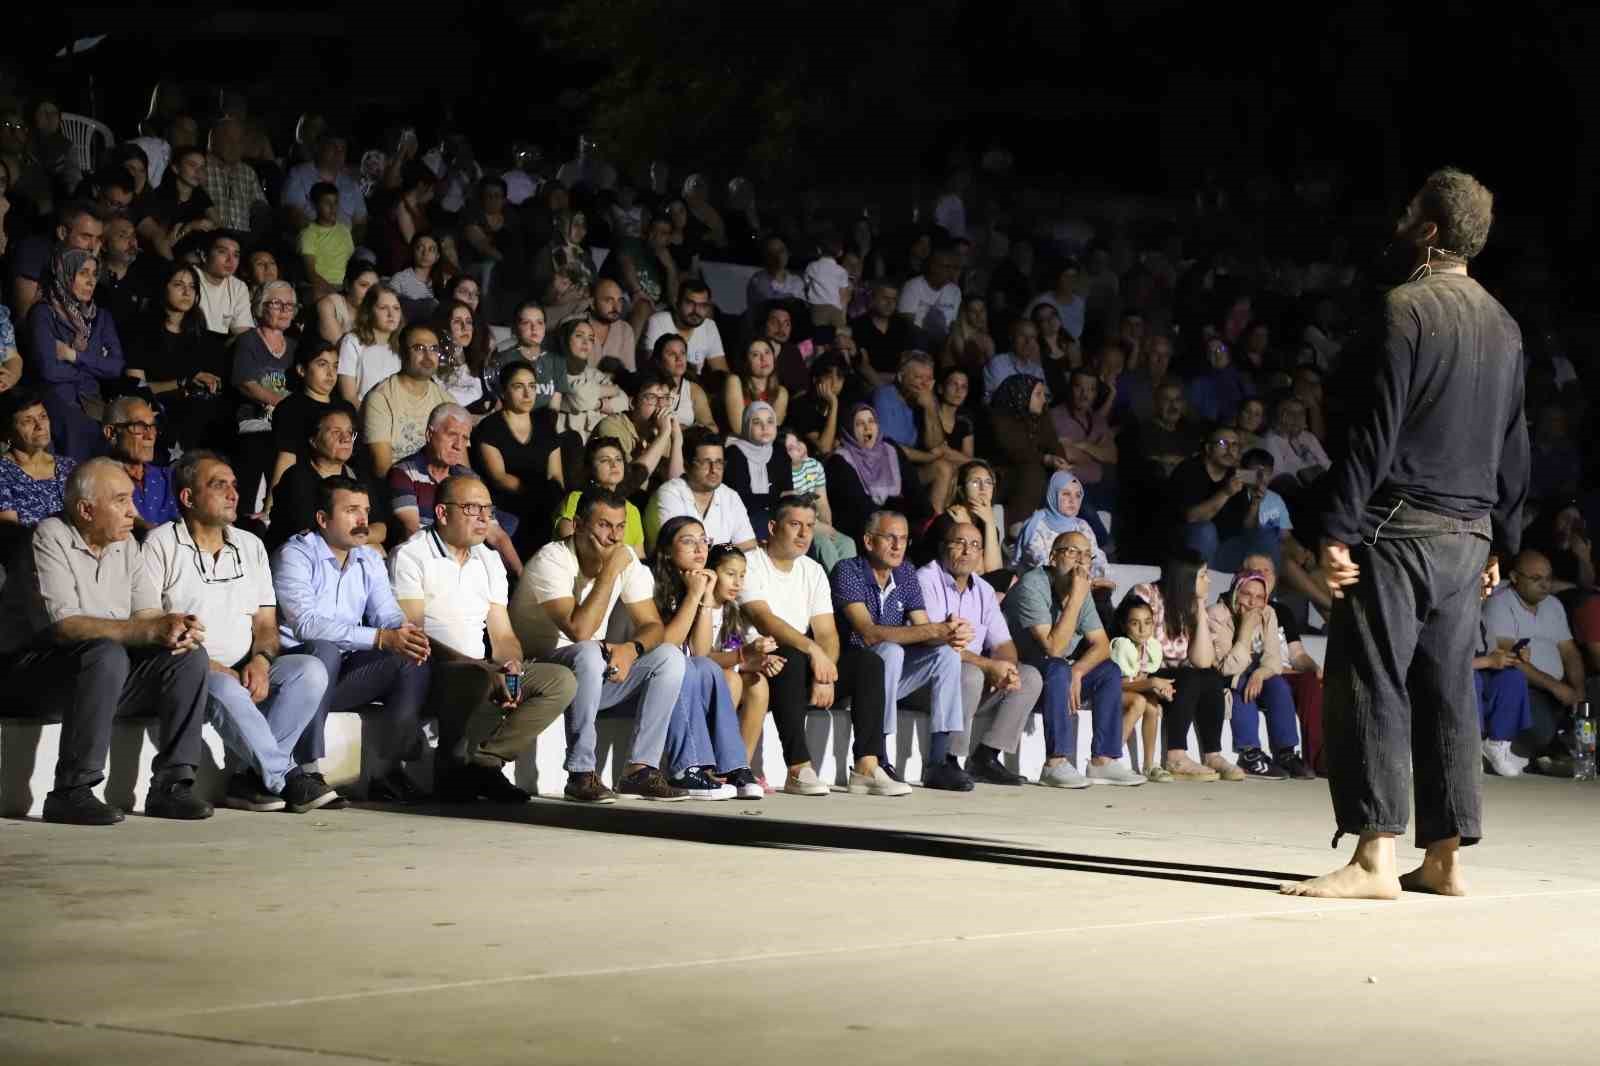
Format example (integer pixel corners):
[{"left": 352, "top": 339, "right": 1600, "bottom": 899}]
[{"left": 359, "top": 797, "right": 1309, "bottom": 892}]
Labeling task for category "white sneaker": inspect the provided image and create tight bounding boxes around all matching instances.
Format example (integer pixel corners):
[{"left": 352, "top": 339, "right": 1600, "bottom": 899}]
[
  {"left": 847, "top": 766, "right": 913, "bottom": 797},
  {"left": 1088, "top": 761, "right": 1146, "bottom": 787},
  {"left": 1037, "top": 762, "right": 1091, "bottom": 789},
  {"left": 1483, "top": 738, "right": 1524, "bottom": 778},
  {"left": 782, "top": 766, "right": 831, "bottom": 796}
]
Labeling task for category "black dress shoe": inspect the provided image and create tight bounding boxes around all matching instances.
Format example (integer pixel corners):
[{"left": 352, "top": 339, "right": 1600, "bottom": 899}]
[
  {"left": 922, "top": 756, "right": 976, "bottom": 792},
  {"left": 465, "top": 763, "right": 531, "bottom": 804},
  {"left": 966, "top": 749, "right": 1028, "bottom": 786},
  {"left": 144, "top": 780, "right": 214, "bottom": 820},
  {"left": 42, "top": 786, "right": 124, "bottom": 825},
  {"left": 367, "top": 768, "right": 430, "bottom": 804}
]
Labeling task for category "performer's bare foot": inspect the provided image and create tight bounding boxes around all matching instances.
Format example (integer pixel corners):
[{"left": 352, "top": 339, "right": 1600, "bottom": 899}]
[
  {"left": 1400, "top": 837, "right": 1467, "bottom": 896},
  {"left": 1281, "top": 832, "right": 1401, "bottom": 900}
]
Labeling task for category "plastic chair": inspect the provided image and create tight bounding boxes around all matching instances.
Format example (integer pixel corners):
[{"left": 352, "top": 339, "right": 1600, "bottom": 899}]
[{"left": 59, "top": 112, "right": 115, "bottom": 175}]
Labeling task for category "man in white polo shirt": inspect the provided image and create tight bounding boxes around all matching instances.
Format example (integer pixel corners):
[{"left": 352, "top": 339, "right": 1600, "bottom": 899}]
[
  {"left": 644, "top": 429, "right": 757, "bottom": 550},
  {"left": 640, "top": 277, "right": 727, "bottom": 374},
  {"left": 390, "top": 474, "right": 579, "bottom": 804},
  {"left": 143, "top": 451, "right": 338, "bottom": 813},
  {"left": 512, "top": 487, "right": 687, "bottom": 803},
  {"left": 196, "top": 231, "right": 254, "bottom": 335}
]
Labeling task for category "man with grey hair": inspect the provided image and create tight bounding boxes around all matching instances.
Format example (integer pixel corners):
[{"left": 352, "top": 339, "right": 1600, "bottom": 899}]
[
  {"left": 144, "top": 451, "right": 337, "bottom": 813},
  {"left": 1288, "top": 167, "right": 1529, "bottom": 901},
  {"left": 102, "top": 395, "right": 176, "bottom": 531},
  {"left": 0, "top": 459, "right": 212, "bottom": 824},
  {"left": 204, "top": 116, "right": 267, "bottom": 233},
  {"left": 364, "top": 324, "right": 453, "bottom": 477},
  {"left": 387, "top": 401, "right": 474, "bottom": 540}
]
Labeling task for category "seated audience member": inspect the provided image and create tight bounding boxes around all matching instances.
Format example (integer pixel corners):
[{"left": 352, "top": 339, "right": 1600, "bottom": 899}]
[
  {"left": 588, "top": 278, "right": 639, "bottom": 378},
  {"left": 832, "top": 509, "right": 967, "bottom": 795},
  {"left": 788, "top": 353, "right": 847, "bottom": 456},
  {"left": 1239, "top": 551, "right": 1327, "bottom": 773},
  {"left": 1289, "top": 365, "right": 1328, "bottom": 443},
  {"left": 988, "top": 375, "right": 1069, "bottom": 529},
  {"left": 510, "top": 487, "right": 690, "bottom": 803},
  {"left": 1187, "top": 337, "right": 1254, "bottom": 425},
  {"left": 779, "top": 429, "right": 855, "bottom": 570},
  {"left": 930, "top": 366, "right": 976, "bottom": 460},
  {"left": 1483, "top": 551, "right": 1587, "bottom": 763},
  {"left": 939, "top": 296, "right": 995, "bottom": 378},
  {"left": 298, "top": 182, "right": 356, "bottom": 300},
  {"left": 641, "top": 278, "right": 728, "bottom": 375},
  {"left": 1027, "top": 261, "right": 1086, "bottom": 343},
  {"left": 851, "top": 281, "right": 912, "bottom": 387},
  {"left": 269, "top": 341, "right": 357, "bottom": 502},
  {"left": 917, "top": 521, "right": 1042, "bottom": 786},
  {"left": 746, "top": 236, "right": 807, "bottom": 309},
  {"left": 205, "top": 118, "right": 268, "bottom": 233},
  {"left": 269, "top": 407, "right": 387, "bottom": 551},
  {"left": 917, "top": 459, "right": 1005, "bottom": 581},
  {"left": 651, "top": 333, "right": 718, "bottom": 429},
  {"left": 1131, "top": 382, "right": 1200, "bottom": 479},
  {"left": 0, "top": 390, "right": 76, "bottom": 538},
  {"left": 10, "top": 201, "right": 106, "bottom": 322},
  {"left": 389, "top": 234, "right": 443, "bottom": 320},
  {"left": 1259, "top": 396, "right": 1330, "bottom": 488},
  {"left": 473, "top": 360, "right": 565, "bottom": 543},
  {"left": 1205, "top": 571, "right": 1313, "bottom": 780},
  {"left": 1122, "top": 330, "right": 1177, "bottom": 423},
  {"left": 824, "top": 404, "right": 928, "bottom": 544},
  {"left": 651, "top": 524, "right": 765, "bottom": 798},
  {"left": 1472, "top": 557, "right": 1535, "bottom": 778},
  {"left": 101, "top": 396, "right": 176, "bottom": 531},
  {"left": 982, "top": 318, "right": 1049, "bottom": 403},
  {"left": 1171, "top": 425, "right": 1280, "bottom": 571},
  {"left": 1129, "top": 553, "right": 1236, "bottom": 781},
  {"left": 274, "top": 475, "right": 430, "bottom": 803},
  {"left": 1013, "top": 471, "right": 1113, "bottom": 578},
  {"left": 551, "top": 317, "right": 629, "bottom": 442},
  {"left": 1232, "top": 396, "right": 1267, "bottom": 452},
  {"left": 871, "top": 351, "right": 959, "bottom": 514},
  {"left": 738, "top": 498, "right": 842, "bottom": 795},
  {"left": 388, "top": 404, "right": 516, "bottom": 572},
  {"left": 803, "top": 229, "right": 852, "bottom": 329},
  {"left": 126, "top": 261, "right": 228, "bottom": 457},
  {"left": 645, "top": 429, "right": 758, "bottom": 551},
  {"left": 434, "top": 299, "right": 493, "bottom": 413},
  {"left": 1053, "top": 368, "right": 1118, "bottom": 528},
  {"left": 755, "top": 300, "right": 811, "bottom": 400},
  {"left": 1003, "top": 530, "right": 1144, "bottom": 788},
  {"left": 588, "top": 369, "right": 684, "bottom": 498},
  {"left": 143, "top": 452, "right": 336, "bottom": 813},
  {"left": 897, "top": 246, "right": 962, "bottom": 351},
  {"left": 195, "top": 232, "right": 254, "bottom": 335},
  {"left": 599, "top": 215, "right": 678, "bottom": 338},
  {"left": 553, "top": 438, "right": 646, "bottom": 545},
  {"left": 723, "top": 401, "right": 790, "bottom": 533},
  {"left": 232, "top": 280, "right": 299, "bottom": 512},
  {"left": 317, "top": 260, "right": 380, "bottom": 347},
  {"left": 1111, "top": 597, "right": 1175, "bottom": 782},
  {"left": 365, "top": 324, "right": 454, "bottom": 477},
  {"left": 95, "top": 217, "right": 148, "bottom": 342},
  {"left": 24, "top": 247, "right": 124, "bottom": 461},
  {"left": 336, "top": 284, "right": 405, "bottom": 407},
  {"left": 1522, "top": 502, "right": 1595, "bottom": 591},
  {"left": 1236, "top": 448, "right": 1330, "bottom": 612},
  {"left": 137, "top": 146, "right": 219, "bottom": 260},
  {"left": 724, "top": 337, "right": 789, "bottom": 432},
  {"left": 0, "top": 459, "right": 211, "bottom": 824},
  {"left": 387, "top": 475, "right": 578, "bottom": 804},
  {"left": 283, "top": 132, "right": 366, "bottom": 233}
]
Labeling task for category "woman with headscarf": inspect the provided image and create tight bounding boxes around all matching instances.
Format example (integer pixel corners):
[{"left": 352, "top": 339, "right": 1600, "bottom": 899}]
[
  {"left": 1205, "top": 570, "right": 1312, "bottom": 780},
  {"left": 534, "top": 209, "right": 596, "bottom": 302},
  {"left": 987, "top": 373, "right": 1068, "bottom": 531},
  {"left": 1013, "top": 471, "right": 1110, "bottom": 575},
  {"left": 722, "top": 401, "right": 789, "bottom": 534},
  {"left": 824, "top": 403, "right": 928, "bottom": 542},
  {"left": 23, "top": 246, "right": 125, "bottom": 460}
]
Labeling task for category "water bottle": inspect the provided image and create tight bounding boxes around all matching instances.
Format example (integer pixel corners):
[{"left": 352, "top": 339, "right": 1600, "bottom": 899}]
[{"left": 1575, "top": 702, "right": 1597, "bottom": 782}]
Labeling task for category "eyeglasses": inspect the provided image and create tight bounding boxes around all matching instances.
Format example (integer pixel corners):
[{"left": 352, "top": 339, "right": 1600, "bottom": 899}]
[
  {"left": 264, "top": 300, "right": 298, "bottom": 312},
  {"left": 113, "top": 421, "right": 159, "bottom": 436},
  {"left": 443, "top": 501, "right": 492, "bottom": 518},
  {"left": 1052, "top": 547, "right": 1092, "bottom": 560},
  {"left": 192, "top": 540, "right": 245, "bottom": 584},
  {"left": 692, "top": 458, "right": 725, "bottom": 469},
  {"left": 409, "top": 343, "right": 445, "bottom": 355},
  {"left": 1212, "top": 438, "right": 1240, "bottom": 450},
  {"left": 675, "top": 535, "right": 712, "bottom": 549},
  {"left": 944, "top": 538, "right": 982, "bottom": 552}
]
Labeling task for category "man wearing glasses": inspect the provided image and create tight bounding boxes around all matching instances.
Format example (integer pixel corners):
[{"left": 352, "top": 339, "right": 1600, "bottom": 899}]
[
  {"left": 915, "top": 523, "right": 1043, "bottom": 787},
  {"left": 640, "top": 278, "right": 728, "bottom": 375},
  {"left": 143, "top": 451, "right": 338, "bottom": 813},
  {"left": 830, "top": 510, "right": 969, "bottom": 796},
  {"left": 1482, "top": 551, "right": 1586, "bottom": 767},
  {"left": 1002, "top": 530, "right": 1143, "bottom": 788},
  {"left": 644, "top": 429, "right": 757, "bottom": 551},
  {"left": 1171, "top": 426, "right": 1279, "bottom": 571},
  {"left": 364, "top": 324, "right": 453, "bottom": 478},
  {"left": 101, "top": 396, "right": 176, "bottom": 532},
  {"left": 592, "top": 368, "right": 684, "bottom": 498}
]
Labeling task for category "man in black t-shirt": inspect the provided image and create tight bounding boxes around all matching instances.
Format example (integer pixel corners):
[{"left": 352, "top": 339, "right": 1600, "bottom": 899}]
[
  {"left": 849, "top": 282, "right": 912, "bottom": 388},
  {"left": 1171, "top": 425, "right": 1279, "bottom": 570}
]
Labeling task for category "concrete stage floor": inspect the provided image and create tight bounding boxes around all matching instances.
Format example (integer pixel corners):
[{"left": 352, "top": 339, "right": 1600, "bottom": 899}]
[{"left": 3, "top": 774, "right": 1598, "bottom": 1066}]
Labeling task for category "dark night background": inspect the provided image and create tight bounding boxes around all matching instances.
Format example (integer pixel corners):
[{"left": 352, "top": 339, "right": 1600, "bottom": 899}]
[{"left": 7, "top": 2, "right": 1598, "bottom": 307}]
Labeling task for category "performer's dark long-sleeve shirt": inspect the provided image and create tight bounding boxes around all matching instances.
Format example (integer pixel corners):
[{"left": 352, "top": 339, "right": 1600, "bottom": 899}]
[{"left": 1319, "top": 273, "right": 1529, "bottom": 554}]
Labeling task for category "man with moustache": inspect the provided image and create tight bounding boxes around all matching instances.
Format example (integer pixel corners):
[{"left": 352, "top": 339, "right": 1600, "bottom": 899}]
[
  {"left": 588, "top": 278, "right": 639, "bottom": 377},
  {"left": 275, "top": 475, "right": 435, "bottom": 804},
  {"left": 101, "top": 395, "right": 177, "bottom": 532},
  {"left": 641, "top": 278, "right": 727, "bottom": 375}
]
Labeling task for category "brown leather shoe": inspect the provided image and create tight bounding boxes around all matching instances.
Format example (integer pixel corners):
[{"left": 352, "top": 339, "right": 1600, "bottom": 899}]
[
  {"left": 563, "top": 771, "right": 618, "bottom": 804},
  {"left": 616, "top": 766, "right": 688, "bottom": 802}
]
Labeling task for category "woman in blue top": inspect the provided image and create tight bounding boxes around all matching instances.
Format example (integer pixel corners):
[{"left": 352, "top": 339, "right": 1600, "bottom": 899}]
[
  {"left": 23, "top": 246, "right": 124, "bottom": 460},
  {"left": 0, "top": 388, "right": 76, "bottom": 538}
]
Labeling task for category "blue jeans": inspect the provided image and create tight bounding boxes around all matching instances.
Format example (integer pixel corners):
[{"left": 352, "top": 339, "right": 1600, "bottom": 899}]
[
  {"left": 1182, "top": 522, "right": 1281, "bottom": 572},
  {"left": 663, "top": 656, "right": 749, "bottom": 775},
  {"left": 206, "top": 654, "right": 329, "bottom": 792},
  {"left": 1229, "top": 671, "right": 1300, "bottom": 752},
  {"left": 546, "top": 642, "right": 685, "bottom": 772},
  {"left": 843, "top": 643, "right": 963, "bottom": 761},
  {"left": 1034, "top": 657, "right": 1124, "bottom": 760},
  {"left": 1475, "top": 668, "right": 1533, "bottom": 741}
]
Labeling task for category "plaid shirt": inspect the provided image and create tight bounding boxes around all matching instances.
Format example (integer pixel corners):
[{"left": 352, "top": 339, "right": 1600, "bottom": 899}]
[{"left": 206, "top": 157, "right": 265, "bottom": 231}]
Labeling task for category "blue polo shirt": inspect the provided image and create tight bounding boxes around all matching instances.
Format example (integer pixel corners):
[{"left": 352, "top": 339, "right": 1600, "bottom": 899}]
[
  {"left": 869, "top": 383, "right": 918, "bottom": 448},
  {"left": 131, "top": 464, "right": 178, "bottom": 527},
  {"left": 831, "top": 555, "right": 926, "bottom": 650}
]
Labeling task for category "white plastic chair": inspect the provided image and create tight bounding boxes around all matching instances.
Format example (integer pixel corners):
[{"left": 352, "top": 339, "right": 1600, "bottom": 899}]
[{"left": 59, "top": 112, "right": 115, "bottom": 175}]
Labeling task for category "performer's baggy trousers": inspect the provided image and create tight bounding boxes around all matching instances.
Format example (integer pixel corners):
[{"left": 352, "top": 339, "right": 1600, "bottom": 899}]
[{"left": 1323, "top": 509, "right": 1490, "bottom": 848}]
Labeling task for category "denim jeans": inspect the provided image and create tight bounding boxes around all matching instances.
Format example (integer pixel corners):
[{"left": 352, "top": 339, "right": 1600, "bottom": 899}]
[
  {"left": 546, "top": 642, "right": 686, "bottom": 772},
  {"left": 1182, "top": 521, "right": 1281, "bottom": 572},
  {"left": 1475, "top": 667, "right": 1533, "bottom": 743},
  {"left": 1033, "top": 657, "right": 1124, "bottom": 761},
  {"left": 206, "top": 654, "right": 328, "bottom": 792},
  {"left": 1228, "top": 670, "right": 1300, "bottom": 753},
  {"left": 842, "top": 643, "right": 963, "bottom": 761},
  {"left": 663, "top": 656, "right": 749, "bottom": 775}
]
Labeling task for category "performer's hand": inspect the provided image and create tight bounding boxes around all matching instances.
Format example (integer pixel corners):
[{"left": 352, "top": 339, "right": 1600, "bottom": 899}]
[{"left": 1320, "top": 541, "right": 1360, "bottom": 598}]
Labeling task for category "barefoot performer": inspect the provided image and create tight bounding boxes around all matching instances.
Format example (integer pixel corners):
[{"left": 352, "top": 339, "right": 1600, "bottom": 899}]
[{"left": 1283, "top": 169, "right": 1529, "bottom": 901}]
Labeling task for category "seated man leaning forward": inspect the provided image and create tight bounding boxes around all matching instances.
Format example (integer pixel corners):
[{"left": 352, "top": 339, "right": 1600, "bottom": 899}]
[
  {"left": 916, "top": 521, "right": 1044, "bottom": 786},
  {"left": 390, "top": 474, "right": 579, "bottom": 804},
  {"left": 274, "top": 474, "right": 434, "bottom": 805},
  {"left": 143, "top": 451, "right": 337, "bottom": 813},
  {"left": 1002, "top": 529, "right": 1144, "bottom": 787},
  {"left": 512, "top": 486, "right": 689, "bottom": 803},
  {"left": 831, "top": 508, "right": 968, "bottom": 796},
  {"left": 389, "top": 402, "right": 522, "bottom": 574},
  {"left": 0, "top": 458, "right": 212, "bottom": 824}
]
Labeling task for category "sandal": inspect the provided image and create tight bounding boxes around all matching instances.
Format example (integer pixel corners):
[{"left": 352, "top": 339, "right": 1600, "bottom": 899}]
[
  {"left": 1164, "top": 759, "right": 1219, "bottom": 782},
  {"left": 1146, "top": 765, "right": 1175, "bottom": 783},
  {"left": 1204, "top": 755, "right": 1246, "bottom": 782}
]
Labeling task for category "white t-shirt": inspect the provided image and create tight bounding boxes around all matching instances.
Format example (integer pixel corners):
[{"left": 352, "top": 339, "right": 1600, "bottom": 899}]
[
  {"left": 143, "top": 521, "right": 275, "bottom": 668},
  {"left": 645, "top": 478, "right": 757, "bottom": 549},
  {"left": 390, "top": 528, "right": 508, "bottom": 660},
  {"left": 512, "top": 539, "right": 654, "bottom": 657},
  {"left": 338, "top": 333, "right": 402, "bottom": 406},
  {"left": 933, "top": 193, "right": 967, "bottom": 240},
  {"left": 197, "top": 275, "right": 254, "bottom": 335},
  {"left": 641, "top": 311, "right": 725, "bottom": 372},
  {"left": 737, "top": 549, "right": 831, "bottom": 634},
  {"left": 1482, "top": 587, "right": 1573, "bottom": 679},
  {"left": 896, "top": 276, "right": 961, "bottom": 343},
  {"left": 802, "top": 256, "right": 850, "bottom": 310}
]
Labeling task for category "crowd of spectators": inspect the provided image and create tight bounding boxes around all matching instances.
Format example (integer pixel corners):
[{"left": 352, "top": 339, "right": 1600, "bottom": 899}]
[{"left": 0, "top": 90, "right": 1590, "bottom": 824}]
